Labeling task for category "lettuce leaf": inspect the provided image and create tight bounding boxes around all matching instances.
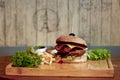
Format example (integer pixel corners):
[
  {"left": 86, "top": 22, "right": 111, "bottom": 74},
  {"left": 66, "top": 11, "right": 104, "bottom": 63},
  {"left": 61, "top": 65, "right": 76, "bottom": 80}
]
[{"left": 87, "top": 49, "right": 111, "bottom": 60}]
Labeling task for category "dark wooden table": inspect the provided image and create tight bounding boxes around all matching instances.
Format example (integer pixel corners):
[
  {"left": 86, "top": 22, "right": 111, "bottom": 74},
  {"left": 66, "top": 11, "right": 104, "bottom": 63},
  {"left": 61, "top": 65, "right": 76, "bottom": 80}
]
[{"left": 0, "top": 56, "right": 120, "bottom": 80}]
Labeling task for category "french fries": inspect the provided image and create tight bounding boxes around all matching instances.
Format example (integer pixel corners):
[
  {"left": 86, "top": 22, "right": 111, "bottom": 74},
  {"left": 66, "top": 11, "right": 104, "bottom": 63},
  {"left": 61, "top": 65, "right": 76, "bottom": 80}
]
[{"left": 39, "top": 52, "right": 55, "bottom": 65}]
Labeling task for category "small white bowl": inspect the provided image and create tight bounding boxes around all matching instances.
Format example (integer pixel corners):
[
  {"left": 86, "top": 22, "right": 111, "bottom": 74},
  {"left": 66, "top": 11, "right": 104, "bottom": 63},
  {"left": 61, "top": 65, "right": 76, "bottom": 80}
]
[
  {"left": 31, "top": 46, "right": 47, "bottom": 53},
  {"left": 35, "top": 47, "right": 47, "bottom": 53}
]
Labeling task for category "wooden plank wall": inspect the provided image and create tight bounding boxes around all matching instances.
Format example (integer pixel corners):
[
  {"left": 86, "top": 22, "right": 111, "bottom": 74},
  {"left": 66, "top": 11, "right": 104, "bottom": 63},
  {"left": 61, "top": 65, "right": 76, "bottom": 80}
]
[{"left": 0, "top": 0, "right": 120, "bottom": 46}]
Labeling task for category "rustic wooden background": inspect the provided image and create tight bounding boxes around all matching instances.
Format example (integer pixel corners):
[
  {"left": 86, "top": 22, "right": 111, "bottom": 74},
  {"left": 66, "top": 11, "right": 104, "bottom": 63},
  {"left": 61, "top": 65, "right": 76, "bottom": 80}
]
[{"left": 0, "top": 0, "right": 120, "bottom": 47}]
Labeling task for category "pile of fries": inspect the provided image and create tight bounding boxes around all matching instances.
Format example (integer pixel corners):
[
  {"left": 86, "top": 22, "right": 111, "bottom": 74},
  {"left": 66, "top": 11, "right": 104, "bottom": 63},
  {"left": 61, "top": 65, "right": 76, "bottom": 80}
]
[
  {"left": 31, "top": 46, "right": 56, "bottom": 65},
  {"left": 38, "top": 52, "right": 55, "bottom": 65}
]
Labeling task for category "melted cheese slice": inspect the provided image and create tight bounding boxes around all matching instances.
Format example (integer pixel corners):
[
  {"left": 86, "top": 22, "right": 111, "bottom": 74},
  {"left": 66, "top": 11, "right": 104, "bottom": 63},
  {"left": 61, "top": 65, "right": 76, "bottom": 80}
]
[
  {"left": 66, "top": 44, "right": 76, "bottom": 49},
  {"left": 66, "top": 44, "right": 85, "bottom": 50}
]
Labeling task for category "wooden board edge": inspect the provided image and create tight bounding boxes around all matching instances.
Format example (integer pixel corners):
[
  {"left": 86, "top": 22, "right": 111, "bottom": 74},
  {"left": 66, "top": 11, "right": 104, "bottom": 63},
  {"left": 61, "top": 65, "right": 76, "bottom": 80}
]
[
  {"left": 107, "top": 58, "right": 114, "bottom": 77},
  {"left": 107, "top": 58, "right": 114, "bottom": 69},
  {"left": 6, "top": 62, "right": 114, "bottom": 77}
]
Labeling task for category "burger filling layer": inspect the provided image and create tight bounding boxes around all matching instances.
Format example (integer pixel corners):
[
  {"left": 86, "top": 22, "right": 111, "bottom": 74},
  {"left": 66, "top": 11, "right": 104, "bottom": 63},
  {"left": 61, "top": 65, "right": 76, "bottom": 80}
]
[{"left": 55, "top": 43, "right": 86, "bottom": 58}]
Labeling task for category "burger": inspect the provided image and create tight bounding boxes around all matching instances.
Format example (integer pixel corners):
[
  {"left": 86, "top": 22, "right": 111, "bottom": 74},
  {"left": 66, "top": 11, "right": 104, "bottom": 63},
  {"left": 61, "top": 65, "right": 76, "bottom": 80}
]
[{"left": 55, "top": 33, "right": 88, "bottom": 63}]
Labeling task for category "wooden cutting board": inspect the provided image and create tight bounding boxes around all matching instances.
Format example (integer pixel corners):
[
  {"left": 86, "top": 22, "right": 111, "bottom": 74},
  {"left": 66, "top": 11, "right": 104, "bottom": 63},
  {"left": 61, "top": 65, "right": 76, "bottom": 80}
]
[{"left": 5, "top": 58, "right": 114, "bottom": 77}]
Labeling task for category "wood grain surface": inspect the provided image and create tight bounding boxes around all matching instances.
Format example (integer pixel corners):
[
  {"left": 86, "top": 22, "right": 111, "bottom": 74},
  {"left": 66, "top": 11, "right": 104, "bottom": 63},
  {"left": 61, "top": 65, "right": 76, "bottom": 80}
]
[
  {"left": 5, "top": 0, "right": 16, "bottom": 46},
  {"left": 101, "top": 0, "right": 111, "bottom": 46},
  {"left": 5, "top": 59, "right": 114, "bottom": 77},
  {"left": 0, "top": 0, "right": 5, "bottom": 46},
  {"left": 111, "top": 0, "right": 120, "bottom": 45},
  {"left": 0, "top": 56, "right": 120, "bottom": 80},
  {"left": 36, "top": 0, "right": 47, "bottom": 46},
  {"left": 79, "top": 0, "right": 90, "bottom": 44},
  {"left": 0, "top": 0, "right": 120, "bottom": 46}
]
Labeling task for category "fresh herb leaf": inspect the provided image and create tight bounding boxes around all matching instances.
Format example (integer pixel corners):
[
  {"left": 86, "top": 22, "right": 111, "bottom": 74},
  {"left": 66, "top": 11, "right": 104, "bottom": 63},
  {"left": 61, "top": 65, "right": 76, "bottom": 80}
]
[
  {"left": 12, "top": 47, "right": 42, "bottom": 67},
  {"left": 87, "top": 49, "right": 111, "bottom": 60}
]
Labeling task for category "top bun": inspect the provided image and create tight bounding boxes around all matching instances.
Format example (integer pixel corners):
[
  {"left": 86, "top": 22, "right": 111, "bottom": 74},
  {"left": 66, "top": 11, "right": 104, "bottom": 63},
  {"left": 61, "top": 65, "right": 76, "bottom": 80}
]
[{"left": 56, "top": 35, "right": 87, "bottom": 47}]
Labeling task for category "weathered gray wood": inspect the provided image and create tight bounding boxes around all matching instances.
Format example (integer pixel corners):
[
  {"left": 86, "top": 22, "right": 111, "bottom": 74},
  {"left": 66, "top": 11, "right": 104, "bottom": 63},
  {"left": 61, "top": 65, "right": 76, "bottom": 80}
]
[
  {"left": 47, "top": 0, "right": 58, "bottom": 46},
  {"left": 90, "top": 0, "right": 102, "bottom": 46},
  {"left": 36, "top": 0, "right": 47, "bottom": 46},
  {"left": 25, "top": 0, "right": 36, "bottom": 46},
  {"left": 0, "top": 0, "right": 120, "bottom": 46},
  {"left": 69, "top": 0, "right": 79, "bottom": 36},
  {"left": 111, "top": 0, "right": 120, "bottom": 45},
  {"left": 57, "top": 0, "right": 69, "bottom": 36},
  {"left": 0, "top": 0, "right": 5, "bottom": 46},
  {"left": 101, "top": 0, "right": 112, "bottom": 46},
  {"left": 79, "top": 0, "right": 91, "bottom": 45},
  {"left": 5, "top": 0, "right": 16, "bottom": 46},
  {"left": 16, "top": 0, "right": 26, "bottom": 46}
]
